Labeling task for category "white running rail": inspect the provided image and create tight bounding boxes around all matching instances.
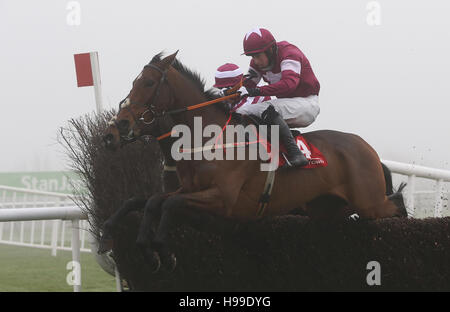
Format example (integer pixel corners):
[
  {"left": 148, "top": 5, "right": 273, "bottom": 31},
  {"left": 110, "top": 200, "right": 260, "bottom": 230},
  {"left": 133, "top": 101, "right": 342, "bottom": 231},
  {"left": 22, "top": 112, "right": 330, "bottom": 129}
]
[
  {"left": 0, "top": 185, "right": 92, "bottom": 292},
  {"left": 0, "top": 185, "right": 91, "bottom": 255},
  {"left": 0, "top": 206, "right": 87, "bottom": 292},
  {"left": 381, "top": 160, "right": 450, "bottom": 218},
  {"left": 0, "top": 184, "right": 122, "bottom": 292}
]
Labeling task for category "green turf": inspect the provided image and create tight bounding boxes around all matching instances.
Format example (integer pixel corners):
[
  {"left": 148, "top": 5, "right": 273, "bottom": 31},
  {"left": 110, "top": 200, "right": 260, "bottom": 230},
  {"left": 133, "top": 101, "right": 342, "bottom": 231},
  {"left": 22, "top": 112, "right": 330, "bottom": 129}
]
[{"left": 0, "top": 244, "right": 116, "bottom": 292}]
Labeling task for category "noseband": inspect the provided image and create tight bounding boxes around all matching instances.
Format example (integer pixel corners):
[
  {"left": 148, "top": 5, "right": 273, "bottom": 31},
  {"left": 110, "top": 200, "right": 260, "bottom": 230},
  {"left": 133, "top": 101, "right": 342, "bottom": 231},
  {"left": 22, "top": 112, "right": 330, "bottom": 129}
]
[{"left": 114, "top": 63, "right": 171, "bottom": 142}]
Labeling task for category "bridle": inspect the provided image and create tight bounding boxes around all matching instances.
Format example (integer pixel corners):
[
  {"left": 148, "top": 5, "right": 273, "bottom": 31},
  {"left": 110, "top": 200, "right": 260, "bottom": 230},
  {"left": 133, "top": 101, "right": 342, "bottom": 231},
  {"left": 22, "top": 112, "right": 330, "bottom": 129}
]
[
  {"left": 113, "top": 62, "right": 240, "bottom": 143},
  {"left": 114, "top": 63, "right": 171, "bottom": 142}
]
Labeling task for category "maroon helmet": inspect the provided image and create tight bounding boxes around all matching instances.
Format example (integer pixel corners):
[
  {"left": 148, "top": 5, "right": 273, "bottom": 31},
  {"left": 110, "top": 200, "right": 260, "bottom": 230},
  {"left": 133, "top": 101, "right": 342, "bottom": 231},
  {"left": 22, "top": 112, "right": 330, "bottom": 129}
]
[{"left": 243, "top": 27, "right": 276, "bottom": 55}]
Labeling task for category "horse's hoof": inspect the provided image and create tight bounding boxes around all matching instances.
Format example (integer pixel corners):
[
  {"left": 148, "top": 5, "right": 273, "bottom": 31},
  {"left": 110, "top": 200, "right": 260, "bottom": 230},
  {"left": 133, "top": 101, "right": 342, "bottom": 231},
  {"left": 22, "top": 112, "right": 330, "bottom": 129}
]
[
  {"left": 348, "top": 213, "right": 360, "bottom": 221},
  {"left": 149, "top": 251, "right": 161, "bottom": 274},
  {"left": 98, "top": 237, "right": 114, "bottom": 254},
  {"left": 136, "top": 241, "right": 160, "bottom": 273},
  {"left": 161, "top": 253, "right": 177, "bottom": 273}
]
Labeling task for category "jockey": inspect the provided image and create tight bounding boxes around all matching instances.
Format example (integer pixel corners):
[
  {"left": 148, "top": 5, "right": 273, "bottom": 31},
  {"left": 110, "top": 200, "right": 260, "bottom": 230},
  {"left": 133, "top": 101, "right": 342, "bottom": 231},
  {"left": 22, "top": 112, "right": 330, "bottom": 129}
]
[
  {"left": 239, "top": 27, "right": 321, "bottom": 167},
  {"left": 213, "top": 63, "right": 275, "bottom": 114}
]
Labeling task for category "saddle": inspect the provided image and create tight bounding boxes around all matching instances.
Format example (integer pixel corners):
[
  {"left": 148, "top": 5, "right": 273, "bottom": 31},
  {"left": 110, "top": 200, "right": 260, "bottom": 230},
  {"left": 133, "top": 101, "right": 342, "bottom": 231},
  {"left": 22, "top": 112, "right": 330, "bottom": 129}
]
[{"left": 232, "top": 112, "right": 328, "bottom": 169}]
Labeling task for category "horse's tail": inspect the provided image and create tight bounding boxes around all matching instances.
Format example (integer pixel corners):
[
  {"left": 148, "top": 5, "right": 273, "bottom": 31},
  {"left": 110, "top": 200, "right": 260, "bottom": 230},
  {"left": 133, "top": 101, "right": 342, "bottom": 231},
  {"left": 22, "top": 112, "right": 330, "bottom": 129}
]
[
  {"left": 388, "top": 182, "right": 408, "bottom": 217},
  {"left": 381, "top": 162, "right": 394, "bottom": 196},
  {"left": 382, "top": 162, "right": 408, "bottom": 217}
]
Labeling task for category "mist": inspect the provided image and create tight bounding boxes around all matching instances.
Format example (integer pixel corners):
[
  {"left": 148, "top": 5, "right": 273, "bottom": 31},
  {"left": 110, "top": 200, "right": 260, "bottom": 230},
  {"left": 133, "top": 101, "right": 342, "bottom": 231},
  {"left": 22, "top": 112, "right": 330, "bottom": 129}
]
[{"left": 1, "top": 0, "right": 449, "bottom": 171}]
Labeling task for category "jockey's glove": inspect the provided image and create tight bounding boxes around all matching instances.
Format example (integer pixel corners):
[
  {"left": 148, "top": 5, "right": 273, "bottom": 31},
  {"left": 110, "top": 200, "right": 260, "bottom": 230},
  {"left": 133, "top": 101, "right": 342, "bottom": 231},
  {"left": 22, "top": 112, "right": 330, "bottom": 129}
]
[{"left": 238, "top": 86, "right": 261, "bottom": 98}]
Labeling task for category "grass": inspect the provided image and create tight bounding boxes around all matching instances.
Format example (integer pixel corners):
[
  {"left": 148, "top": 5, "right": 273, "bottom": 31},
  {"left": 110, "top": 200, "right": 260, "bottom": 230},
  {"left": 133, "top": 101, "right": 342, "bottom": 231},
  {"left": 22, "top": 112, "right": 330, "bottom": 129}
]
[{"left": 0, "top": 244, "right": 116, "bottom": 292}]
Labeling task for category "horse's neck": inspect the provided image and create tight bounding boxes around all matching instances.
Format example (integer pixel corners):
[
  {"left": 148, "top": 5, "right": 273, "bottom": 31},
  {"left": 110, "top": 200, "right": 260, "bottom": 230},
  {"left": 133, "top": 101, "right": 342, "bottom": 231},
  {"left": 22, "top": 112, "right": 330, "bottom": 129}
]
[
  {"left": 157, "top": 71, "right": 229, "bottom": 170},
  {"left": 170, "top": 75, "right": 228, "bottom": 142}
]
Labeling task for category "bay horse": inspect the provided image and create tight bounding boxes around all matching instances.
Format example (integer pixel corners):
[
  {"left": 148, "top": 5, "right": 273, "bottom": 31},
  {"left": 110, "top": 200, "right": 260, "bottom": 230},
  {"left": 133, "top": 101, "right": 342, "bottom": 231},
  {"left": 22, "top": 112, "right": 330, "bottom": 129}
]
[{"left": 102, "top": 51, "right": 407, "bottom": 271}]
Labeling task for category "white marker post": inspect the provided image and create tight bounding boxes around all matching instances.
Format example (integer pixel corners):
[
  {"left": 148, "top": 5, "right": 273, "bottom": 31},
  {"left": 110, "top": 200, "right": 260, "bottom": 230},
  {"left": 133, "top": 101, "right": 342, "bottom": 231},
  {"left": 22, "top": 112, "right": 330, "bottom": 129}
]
[
  {"left": 74, "top": 51, "right": 104, "bottom": 114},
  {"left": 90, "top": 52, "right": 103, "bottom": 113}
]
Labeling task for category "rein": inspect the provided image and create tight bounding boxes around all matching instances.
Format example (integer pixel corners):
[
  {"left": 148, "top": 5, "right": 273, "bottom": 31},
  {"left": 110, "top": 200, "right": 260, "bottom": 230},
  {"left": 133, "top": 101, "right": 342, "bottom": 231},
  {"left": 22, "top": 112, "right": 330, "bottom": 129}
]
[
  {"left": 155, "top": 93, "right": 239, "bottom": 141},
  {"left": 149, "top": 65, "right": 249, "bottom": 141},
  {"left": 116, "top": 62, "right": 243, "bottom": 142},
  {"left": 147, "top": 62, "right": 241, "bottom": 140},
  {"left": 163, "top": 93, "right": 240, "bottom": 116}
]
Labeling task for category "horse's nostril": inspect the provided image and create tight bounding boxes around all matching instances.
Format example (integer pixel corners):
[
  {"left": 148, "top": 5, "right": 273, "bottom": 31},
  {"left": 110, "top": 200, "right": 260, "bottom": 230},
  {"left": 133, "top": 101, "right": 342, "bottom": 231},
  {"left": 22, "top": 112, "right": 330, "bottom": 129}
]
[
  {"left": 103, "top": 133, "right": 118, "bottom": 150},
  {"left": 103, "top": 134, "right": 113, "bottom": 144},
  {"left": 117, "top": 120, "right": 129, "bottom": 131}
]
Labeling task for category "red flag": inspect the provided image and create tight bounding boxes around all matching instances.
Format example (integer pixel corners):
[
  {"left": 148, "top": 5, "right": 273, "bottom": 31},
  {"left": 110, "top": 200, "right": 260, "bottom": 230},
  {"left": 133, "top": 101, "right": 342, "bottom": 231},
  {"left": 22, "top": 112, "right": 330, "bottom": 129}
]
[{"left": 74, "top": 53, "right": 94, "bottom": 87}]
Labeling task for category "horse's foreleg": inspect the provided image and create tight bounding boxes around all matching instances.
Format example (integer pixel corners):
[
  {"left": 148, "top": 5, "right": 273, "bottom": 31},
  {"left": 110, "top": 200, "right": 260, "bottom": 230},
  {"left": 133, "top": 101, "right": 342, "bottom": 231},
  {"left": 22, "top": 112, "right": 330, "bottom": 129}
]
[
  {"left": 135, "top": 194, "right": 167, "bottom": 247},
  {"left": 99, "top": 197, "right": 147, "bottom": 254},
  {"left": 133, "top": 194, "right": 169, "bottom": 272},
  {"left": 151, "top": 187, "right": 227, "bottom": 272}
]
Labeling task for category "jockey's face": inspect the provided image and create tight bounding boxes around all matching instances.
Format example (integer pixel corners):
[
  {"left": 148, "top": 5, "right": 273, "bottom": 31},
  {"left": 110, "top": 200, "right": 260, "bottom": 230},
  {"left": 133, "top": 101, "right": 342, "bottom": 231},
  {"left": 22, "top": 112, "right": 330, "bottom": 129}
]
[{"left": 251, "top": 52, "right": 269, "bottom": 69}]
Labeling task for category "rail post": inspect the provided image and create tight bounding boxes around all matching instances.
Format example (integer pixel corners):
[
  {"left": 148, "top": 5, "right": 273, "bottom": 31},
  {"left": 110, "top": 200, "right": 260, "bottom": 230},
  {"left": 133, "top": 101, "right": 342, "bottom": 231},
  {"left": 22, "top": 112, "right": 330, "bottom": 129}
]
[
  {"left": 71, "top": 219, "right": 81, "bottom": 292},
  {"left": 434, "top": 179, "right": 444, "bottom": 217},
  {"left": 407, "top": 175, "right": 416, "bottom": 217}
]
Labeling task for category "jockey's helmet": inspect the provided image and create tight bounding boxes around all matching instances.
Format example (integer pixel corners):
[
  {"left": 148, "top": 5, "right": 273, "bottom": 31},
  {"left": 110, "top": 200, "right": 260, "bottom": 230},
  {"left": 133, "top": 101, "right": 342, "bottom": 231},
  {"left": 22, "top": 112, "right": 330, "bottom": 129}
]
[
  {"left": 213, "top": 63, "right": 243, "bottom": 88},
  {"left": 243, "top": 27, "right": 276, "bottom": 56}
]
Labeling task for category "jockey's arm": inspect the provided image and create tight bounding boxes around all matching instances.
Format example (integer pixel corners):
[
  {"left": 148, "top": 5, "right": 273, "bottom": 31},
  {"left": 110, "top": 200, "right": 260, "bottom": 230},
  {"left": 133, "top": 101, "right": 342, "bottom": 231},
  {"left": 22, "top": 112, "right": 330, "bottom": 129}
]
[
  {"left": 259, "top": 59, "right": 301, "bottom": 97},
  {"left": 243, "top": 66, "right": 262, "bottom": 88}
]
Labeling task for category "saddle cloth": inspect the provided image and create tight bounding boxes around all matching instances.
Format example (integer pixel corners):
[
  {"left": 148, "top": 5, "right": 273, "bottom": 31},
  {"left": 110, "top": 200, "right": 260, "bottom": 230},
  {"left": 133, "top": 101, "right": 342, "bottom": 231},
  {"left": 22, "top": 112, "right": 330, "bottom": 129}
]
[
  {"left": 238, "top": 113, "right": 327, "bottom": 169},
  {"left": 277, "top": 130, "right": 328, "bottom": 169},
  {"left": 177, "top": 114, "right": 328, "bottom": 170}
]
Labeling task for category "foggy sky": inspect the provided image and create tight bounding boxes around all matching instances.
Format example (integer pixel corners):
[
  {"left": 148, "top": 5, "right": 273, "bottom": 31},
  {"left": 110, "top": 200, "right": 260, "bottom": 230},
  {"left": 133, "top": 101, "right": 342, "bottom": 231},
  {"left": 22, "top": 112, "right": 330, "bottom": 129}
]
[{"left": 1, "top": 0, "right": 449, "bottom": 172}]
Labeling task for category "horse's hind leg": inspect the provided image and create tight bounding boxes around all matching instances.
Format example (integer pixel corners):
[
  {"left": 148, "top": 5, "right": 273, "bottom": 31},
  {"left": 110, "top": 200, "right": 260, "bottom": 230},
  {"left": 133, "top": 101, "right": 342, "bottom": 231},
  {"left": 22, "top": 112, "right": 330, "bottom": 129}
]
[
  {"left": 99, "top": 197, "right": 147, "bottom": 253},
  {"left": 304, "top": 194, "right": 352, "bottom": 221},
  {"left": 355, "top": 197, "right": 404, "bottom": 219},
  {"left": 344, "top": 178, "right": 404, "bottom": 219},
  {"left": 344, "top": 158, "right": 405, "bottom": 219}
]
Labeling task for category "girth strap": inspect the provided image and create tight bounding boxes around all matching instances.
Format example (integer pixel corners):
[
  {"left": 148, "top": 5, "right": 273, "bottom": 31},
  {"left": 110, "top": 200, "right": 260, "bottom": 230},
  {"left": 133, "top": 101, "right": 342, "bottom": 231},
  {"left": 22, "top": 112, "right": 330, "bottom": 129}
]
[{"left": 257, "top": 169, "right": 276, "bottom": 217}]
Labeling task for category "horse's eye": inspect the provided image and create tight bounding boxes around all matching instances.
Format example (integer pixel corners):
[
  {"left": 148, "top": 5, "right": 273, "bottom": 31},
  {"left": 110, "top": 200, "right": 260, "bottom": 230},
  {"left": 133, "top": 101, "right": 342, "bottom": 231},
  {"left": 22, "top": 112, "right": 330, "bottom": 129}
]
[{"left": 145, "top": 80, "right": 154, "bottom": 88}]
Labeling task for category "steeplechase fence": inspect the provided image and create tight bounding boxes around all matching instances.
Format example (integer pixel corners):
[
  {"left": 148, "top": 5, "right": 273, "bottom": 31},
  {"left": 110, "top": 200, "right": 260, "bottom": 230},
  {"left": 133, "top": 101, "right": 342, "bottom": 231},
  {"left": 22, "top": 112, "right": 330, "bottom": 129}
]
[{"left": 1, "top": 159, "right": 449, "bottom": 291}]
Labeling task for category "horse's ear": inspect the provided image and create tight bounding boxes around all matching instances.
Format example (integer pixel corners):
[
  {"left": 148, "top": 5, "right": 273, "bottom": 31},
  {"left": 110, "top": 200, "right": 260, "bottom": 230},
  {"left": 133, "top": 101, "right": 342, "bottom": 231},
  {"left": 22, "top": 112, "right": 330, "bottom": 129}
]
[{"left": 161, "top": 50, "right": 179, "bottom": 69}]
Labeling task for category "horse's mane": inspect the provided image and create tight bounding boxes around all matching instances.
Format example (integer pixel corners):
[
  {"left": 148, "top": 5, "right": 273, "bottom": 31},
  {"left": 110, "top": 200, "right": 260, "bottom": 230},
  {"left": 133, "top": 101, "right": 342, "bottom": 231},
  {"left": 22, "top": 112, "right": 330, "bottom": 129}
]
[{"left": 150, "top": 52, "right": 230, "bottom": 114}]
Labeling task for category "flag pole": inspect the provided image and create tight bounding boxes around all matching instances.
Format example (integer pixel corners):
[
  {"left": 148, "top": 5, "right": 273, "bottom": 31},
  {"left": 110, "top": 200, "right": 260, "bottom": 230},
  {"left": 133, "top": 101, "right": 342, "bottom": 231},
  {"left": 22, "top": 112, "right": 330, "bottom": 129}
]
[{"left": 89, "top": 52, "right": 103, "bottom": 114}]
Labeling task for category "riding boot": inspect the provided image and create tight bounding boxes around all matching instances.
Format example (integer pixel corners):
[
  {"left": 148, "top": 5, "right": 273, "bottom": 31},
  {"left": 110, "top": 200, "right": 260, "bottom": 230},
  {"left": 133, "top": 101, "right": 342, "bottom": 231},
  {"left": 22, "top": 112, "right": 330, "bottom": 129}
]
[{"left": 262, "top": 105, "right": 309, "bottom": 168}]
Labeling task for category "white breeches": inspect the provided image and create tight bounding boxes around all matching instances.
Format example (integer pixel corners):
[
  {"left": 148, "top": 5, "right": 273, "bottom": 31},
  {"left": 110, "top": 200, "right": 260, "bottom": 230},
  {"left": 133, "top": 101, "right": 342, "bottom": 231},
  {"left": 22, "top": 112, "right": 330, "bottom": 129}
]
[{"left": 235, "top": 95, "right": 320, "bottom": 128}]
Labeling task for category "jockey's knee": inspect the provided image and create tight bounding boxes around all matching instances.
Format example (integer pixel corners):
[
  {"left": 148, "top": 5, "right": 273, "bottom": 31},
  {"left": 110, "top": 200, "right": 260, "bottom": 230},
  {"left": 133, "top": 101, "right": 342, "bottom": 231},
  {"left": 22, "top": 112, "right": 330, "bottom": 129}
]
[
  {"left": 286, "top": 112, "right": 316, "bottom": 128},
  {"left": 287, "top": 103, "right": 320, "bottom": 127}
]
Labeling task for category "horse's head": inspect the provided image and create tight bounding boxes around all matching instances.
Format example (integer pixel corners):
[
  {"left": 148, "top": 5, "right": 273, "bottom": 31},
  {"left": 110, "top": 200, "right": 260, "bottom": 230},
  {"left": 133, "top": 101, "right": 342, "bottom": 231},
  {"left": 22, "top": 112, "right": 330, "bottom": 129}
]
[{"left": 103, "top": 51, "right": 179, "bottom": 150}]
